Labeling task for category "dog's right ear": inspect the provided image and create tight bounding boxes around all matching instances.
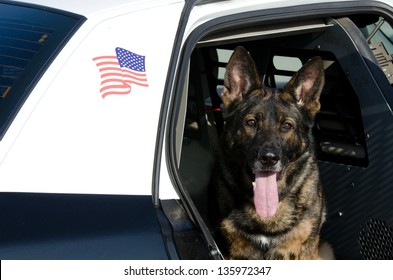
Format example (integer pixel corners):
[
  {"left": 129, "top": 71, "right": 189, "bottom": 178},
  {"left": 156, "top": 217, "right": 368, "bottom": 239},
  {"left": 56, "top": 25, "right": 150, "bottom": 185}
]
[{"left": 221, "top": 46, "right": 262, "bottom": 108}]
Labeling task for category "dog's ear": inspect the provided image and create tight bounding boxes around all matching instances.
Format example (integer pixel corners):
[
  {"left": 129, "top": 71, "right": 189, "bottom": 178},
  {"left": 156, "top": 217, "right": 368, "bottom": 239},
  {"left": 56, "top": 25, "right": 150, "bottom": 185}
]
[
  {"left": 221, "top": 46, "right": 262, "bottom": 108},
  {"left": 284, "top": 57, "right": 325, "bottom": 119}
]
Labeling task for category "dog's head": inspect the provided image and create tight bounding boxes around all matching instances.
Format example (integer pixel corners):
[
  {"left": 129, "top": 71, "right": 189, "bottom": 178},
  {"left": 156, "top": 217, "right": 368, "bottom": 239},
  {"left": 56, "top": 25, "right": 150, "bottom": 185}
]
[{"left": 221, "top": 46, "right": 324, "bottom": 218}]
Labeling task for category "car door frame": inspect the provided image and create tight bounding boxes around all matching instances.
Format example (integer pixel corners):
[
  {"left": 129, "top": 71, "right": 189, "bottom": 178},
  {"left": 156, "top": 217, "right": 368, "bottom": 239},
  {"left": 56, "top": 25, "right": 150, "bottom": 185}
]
[{"left": 155, "top": 0, "right": 393, "bottom": 260}]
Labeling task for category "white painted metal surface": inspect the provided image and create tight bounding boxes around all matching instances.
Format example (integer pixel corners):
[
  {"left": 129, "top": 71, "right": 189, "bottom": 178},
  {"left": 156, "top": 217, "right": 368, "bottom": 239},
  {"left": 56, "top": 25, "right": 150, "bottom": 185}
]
[{"left": 2, "top": 0, "right": 393, "bottom": 199}]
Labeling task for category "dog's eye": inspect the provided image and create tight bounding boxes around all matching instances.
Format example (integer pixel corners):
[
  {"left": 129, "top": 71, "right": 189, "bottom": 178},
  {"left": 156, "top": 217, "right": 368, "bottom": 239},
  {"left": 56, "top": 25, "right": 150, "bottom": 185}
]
[
  {"left": 245, "top": 119, "right": 257, "bottom": 128},
  {"left": 282, "top": 122, "right": 293, "bottom": 131}
]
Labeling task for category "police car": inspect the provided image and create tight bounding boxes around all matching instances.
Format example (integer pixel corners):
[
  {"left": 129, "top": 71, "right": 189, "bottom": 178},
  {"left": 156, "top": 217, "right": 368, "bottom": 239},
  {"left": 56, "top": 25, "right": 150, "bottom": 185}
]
[{"left": 1, "top": 0, "right": 393, "bottom": 260}]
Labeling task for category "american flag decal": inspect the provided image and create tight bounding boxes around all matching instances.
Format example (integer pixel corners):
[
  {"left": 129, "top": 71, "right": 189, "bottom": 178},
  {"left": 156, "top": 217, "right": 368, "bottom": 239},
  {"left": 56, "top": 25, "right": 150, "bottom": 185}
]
[{"left": 93, "top": 48, "right": 148, "bottom": 98}]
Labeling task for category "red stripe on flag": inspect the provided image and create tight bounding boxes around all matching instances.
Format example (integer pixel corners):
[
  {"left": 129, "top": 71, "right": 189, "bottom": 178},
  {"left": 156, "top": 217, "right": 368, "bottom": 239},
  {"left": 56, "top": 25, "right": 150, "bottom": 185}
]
[{"left": 93, "top": 52, "right": 148, "bottom": 98}]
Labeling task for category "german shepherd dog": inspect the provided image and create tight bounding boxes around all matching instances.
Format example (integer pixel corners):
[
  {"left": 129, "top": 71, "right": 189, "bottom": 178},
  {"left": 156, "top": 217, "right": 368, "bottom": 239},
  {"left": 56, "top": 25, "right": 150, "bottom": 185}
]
[{"left": 209, "top": 46, "right": 326, "bottom": 260}]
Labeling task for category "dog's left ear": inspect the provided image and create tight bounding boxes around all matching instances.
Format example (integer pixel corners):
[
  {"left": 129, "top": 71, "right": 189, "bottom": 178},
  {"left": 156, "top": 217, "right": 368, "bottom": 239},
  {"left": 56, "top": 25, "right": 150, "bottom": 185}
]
[
  {"left": 284, "top": 57, "right": 325, "bottom": 119},
  {"left": 221, "top": 46, "right": 262, "bottom": 109}
]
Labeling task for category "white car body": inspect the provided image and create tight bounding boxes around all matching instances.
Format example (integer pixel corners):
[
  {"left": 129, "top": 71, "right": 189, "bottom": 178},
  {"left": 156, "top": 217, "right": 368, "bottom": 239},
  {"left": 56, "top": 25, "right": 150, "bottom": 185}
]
[
  {"left": 0, "top": 0, "right": 185, "bottom": 197},
  {"left": 2, "top": 0, "right": 385, "bottom": 198},
  {"left": 2, "top": 0, "right": 393, "bottom": 260}
]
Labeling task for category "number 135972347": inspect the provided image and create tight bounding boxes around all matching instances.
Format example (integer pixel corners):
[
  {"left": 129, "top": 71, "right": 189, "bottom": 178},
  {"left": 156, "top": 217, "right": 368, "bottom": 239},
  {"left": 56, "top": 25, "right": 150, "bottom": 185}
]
[{"left": 217, "top": 266, "right": 271, "bottom": 276}]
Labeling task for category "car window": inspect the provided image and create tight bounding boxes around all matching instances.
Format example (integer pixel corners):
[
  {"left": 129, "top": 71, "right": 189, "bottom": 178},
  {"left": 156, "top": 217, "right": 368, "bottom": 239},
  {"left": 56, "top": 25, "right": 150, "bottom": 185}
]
[
  {"left": 185, "top": 35, "right": 369, "bottom": 167},
  {"left": 360, "top": 17, "right": 393, "bottom": 84},
  {"left": 0, "top": 3, "right": 84, "bottom": 139},
  {"left": 171, "top": 5, "right": 393, "bottom": 260}
]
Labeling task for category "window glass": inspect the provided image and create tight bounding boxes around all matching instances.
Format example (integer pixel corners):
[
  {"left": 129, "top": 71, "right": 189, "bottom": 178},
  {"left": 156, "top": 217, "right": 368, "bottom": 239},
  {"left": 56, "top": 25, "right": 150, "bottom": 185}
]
[
  {"left": 361, "top": 17, "right": 393, "bottom": 53},
  {"left": 359, "top": 16, "right": 393, "bottom": 84},
  {"left": 0, "top": 3, "right": 84, "bottom": 139}
]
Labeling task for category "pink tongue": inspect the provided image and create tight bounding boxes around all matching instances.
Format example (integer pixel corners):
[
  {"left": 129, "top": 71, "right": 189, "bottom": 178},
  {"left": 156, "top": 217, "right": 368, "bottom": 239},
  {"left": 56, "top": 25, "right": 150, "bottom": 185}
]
[{"left": 253, "top": 172, "right": 279, "bottom": 218}]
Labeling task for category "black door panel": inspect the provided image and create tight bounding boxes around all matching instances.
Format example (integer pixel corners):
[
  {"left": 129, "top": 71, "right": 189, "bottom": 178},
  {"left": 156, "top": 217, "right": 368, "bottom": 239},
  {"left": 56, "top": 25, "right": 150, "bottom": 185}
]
[{"left": 0, "top": 193, "right": 168, "bottom": 259}]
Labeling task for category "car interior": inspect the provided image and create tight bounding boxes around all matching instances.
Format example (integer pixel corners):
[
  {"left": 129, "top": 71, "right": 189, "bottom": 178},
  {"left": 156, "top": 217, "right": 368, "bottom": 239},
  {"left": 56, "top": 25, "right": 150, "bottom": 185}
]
[{"left": 173, "top": 13, "right": 393, "bottom": 260}]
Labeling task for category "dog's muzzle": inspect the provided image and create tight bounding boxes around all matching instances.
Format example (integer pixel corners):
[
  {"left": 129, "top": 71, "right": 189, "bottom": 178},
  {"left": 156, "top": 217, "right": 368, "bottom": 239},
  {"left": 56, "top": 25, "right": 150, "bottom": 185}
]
[
  {"left": 251, "top": 147, "right": 284, "bottom": 219},
  {"left": 252, "top": 147, "right": 283, "bottom": 173},
  {"left": 259, "top": 147, "right": 279, "bottom": 167}
]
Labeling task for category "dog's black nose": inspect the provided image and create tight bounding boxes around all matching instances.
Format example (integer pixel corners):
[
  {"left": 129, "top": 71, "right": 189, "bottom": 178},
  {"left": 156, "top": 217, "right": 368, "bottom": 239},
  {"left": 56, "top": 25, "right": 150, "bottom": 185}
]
[{"left": 259, "top": 148, "right": 280, "bottom": 167}]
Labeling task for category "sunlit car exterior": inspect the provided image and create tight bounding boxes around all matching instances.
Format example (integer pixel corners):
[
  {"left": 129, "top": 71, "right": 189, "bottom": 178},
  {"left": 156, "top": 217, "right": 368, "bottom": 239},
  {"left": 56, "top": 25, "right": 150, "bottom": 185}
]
[{"left": 1, "top": 0, "right": 393, "bottom": 260}]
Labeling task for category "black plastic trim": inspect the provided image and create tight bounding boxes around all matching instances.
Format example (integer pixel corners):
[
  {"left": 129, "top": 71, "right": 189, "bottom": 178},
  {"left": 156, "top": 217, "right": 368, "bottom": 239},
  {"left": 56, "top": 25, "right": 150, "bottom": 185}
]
[
  {"left": 161, "top": 199, "right": 212, "bottom": 259},
  {"left": 155, "top": 206, "right": 180, "bottom": 260},
  {"left": 0, "top": 193, "right": 168, "bottom": 259}
]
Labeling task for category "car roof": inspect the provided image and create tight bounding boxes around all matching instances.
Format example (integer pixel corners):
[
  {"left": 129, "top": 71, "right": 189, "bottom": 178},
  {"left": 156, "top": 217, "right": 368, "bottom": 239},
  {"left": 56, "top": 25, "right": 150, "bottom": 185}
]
[
  {"left": 9, "top": 0, "right": 383, "bottom": 17},
  {"left": 9, "top": 0, "right": 184, "bottom": 17}
]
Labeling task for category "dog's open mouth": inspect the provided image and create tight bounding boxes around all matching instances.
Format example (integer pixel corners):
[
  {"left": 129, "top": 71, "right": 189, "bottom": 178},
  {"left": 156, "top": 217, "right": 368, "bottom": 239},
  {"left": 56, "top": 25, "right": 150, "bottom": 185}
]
[{"left": 252, "top": 171, "right": 283, "bottom": 219}]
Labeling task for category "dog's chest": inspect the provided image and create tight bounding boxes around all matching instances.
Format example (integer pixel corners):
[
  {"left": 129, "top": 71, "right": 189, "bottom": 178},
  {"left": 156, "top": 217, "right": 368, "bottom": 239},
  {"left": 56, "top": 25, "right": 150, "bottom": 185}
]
[{"left": 250, "top": 234, "right": 274, "bottom": 248}]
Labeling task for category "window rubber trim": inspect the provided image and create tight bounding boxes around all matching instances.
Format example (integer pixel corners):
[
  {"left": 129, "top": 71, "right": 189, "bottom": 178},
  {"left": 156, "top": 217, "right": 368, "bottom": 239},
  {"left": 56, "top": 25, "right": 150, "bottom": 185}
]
[{"left": 151, "top": 0, "right": 224, "bottom": 260}]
